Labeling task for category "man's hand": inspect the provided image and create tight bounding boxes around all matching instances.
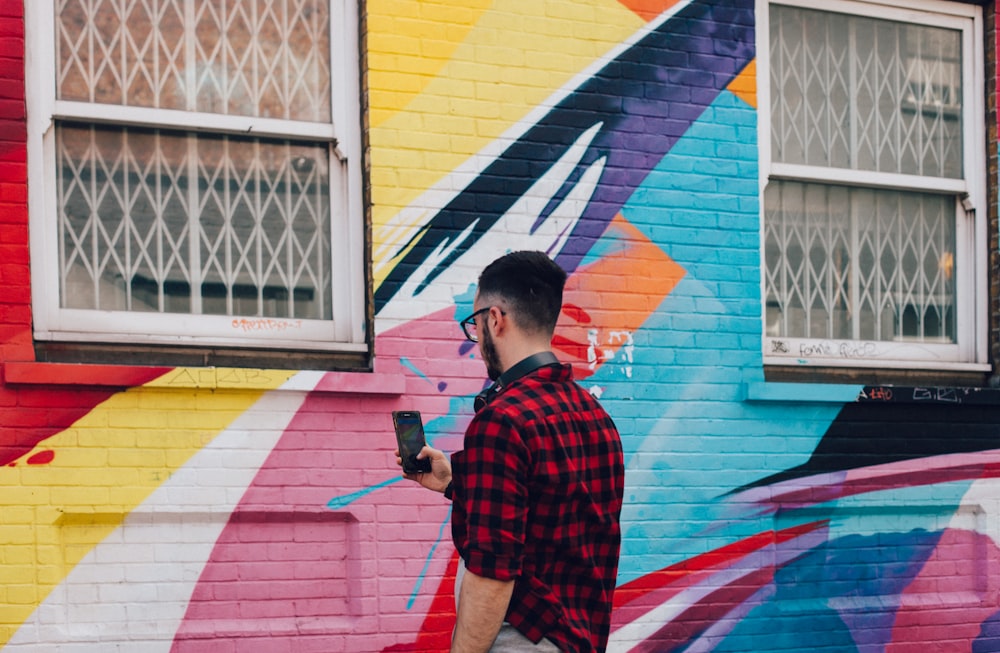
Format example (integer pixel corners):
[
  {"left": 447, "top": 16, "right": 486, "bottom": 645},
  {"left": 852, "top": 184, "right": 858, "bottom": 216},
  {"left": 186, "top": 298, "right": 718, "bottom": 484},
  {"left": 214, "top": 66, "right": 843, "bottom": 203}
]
[{"left": 395, "top": 445, "right": 452, "bottom": 493}]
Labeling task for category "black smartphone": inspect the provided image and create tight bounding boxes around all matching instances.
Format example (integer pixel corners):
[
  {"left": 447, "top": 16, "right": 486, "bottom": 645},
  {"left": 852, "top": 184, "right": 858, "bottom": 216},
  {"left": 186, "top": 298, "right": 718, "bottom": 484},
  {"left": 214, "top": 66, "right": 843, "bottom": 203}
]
[{"left": 393, "top": 410, "right": 432, "bottom": 474}]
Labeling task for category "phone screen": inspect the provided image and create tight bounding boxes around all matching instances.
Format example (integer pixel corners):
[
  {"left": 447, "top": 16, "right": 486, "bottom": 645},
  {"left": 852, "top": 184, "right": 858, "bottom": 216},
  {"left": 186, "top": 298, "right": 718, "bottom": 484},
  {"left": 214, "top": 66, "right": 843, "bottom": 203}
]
[{"left": 393, "top": 411, "right": 432, "bottom": 474}]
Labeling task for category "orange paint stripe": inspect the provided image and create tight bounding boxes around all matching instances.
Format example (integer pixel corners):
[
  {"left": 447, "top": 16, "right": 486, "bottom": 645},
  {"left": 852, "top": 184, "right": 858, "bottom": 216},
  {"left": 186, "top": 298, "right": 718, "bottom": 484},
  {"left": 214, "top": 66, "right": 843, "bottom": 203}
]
[
  {"left": 617, "top": 0, "right": 684, "bottom": 22},
  {"left": 727, "top": 59, "right": 757, "bottom": 108},
  {"left": 555, "top": 213, "right": 686, "bottom": 377}
]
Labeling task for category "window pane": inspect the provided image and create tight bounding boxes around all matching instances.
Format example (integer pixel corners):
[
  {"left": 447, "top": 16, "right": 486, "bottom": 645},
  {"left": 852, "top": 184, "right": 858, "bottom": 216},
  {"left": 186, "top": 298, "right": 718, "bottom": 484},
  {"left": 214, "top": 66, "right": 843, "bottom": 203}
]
[
  {"left": 770, "top": 5, "right": 963, "bottom": 178},
  {"left": 56, "top": 0, "right": 332, "bottom": 121},
  {"left": 57, "top": 123, "right": 332, "bottom": 320},
  {"left": 764, "top": 181, "right": 956, "bottom": 343}
]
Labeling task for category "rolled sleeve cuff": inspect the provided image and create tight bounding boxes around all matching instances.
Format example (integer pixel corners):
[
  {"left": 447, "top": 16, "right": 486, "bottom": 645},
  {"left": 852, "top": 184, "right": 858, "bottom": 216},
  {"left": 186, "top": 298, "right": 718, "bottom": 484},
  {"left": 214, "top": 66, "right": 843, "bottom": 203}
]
[{"left": 463, "top": 548, "right": 519, "bottom": 582}]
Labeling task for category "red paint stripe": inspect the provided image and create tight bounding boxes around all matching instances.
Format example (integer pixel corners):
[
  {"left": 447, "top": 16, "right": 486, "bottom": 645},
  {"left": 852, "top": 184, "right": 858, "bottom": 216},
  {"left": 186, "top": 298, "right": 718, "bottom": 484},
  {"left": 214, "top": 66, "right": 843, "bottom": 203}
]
[
  {"left": 1, "top": 363, "right": 172, "bottom": 466},
  {"left": 630, "top": 565, "right": 777, "bottom": 653},
  {"left": 381, "top": 550, "right": 459, "bottom": 652},
  {"left": 613, "top": 521, "right": 825, "bottom": 611},
  {"left": 4, "top": 361, "right": 173, "bottom": 386}
]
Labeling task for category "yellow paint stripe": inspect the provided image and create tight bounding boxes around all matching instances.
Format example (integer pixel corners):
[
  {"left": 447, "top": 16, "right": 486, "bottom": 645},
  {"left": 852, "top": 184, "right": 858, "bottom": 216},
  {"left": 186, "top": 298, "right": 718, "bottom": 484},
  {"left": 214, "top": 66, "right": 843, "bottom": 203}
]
[
  {"left": 0, "top": 368, "right": 295, "bottom": 645},
  {"left": 367, "top": 0, "right": 494, "bottom": 128}
]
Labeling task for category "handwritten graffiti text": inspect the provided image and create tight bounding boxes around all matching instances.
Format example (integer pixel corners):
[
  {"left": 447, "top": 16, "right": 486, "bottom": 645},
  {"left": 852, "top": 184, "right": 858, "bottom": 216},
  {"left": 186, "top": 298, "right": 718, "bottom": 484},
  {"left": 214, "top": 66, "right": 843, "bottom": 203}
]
[{"left": 232, "top": 318, "right": 304, "bottom": 333}]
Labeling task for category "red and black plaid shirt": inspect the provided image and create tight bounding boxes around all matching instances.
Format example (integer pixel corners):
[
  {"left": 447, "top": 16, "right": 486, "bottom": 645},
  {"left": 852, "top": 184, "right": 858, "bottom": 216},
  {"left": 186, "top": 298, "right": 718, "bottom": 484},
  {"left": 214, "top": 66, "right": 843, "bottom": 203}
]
[{"left": 450, "top": 363, "right": 624, "bottom": 653}]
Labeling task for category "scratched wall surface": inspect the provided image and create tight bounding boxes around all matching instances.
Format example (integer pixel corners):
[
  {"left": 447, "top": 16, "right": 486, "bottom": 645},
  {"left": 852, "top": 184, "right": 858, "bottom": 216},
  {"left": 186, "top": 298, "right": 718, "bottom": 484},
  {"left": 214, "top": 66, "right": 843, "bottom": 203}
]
[{"left": 3, "top": 0, "right": 1000, "bottom": 651}]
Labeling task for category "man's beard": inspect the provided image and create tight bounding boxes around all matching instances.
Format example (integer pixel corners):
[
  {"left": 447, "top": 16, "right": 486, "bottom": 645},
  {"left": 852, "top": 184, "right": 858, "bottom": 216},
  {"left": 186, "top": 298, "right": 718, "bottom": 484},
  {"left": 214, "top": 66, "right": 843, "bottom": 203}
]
[{"left": 479, "top": 325, "right": 503, "bottom": 381}]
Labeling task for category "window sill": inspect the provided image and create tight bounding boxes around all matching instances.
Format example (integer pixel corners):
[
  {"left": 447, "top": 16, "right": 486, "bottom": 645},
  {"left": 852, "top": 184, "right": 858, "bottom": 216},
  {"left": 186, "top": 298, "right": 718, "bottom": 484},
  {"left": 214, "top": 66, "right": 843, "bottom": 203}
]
[
  {"left": 745, "top": 381, "right": 1000, "bottom": 405},
  {"left": 744, "top": 382, "right": 862, "bottom": 403},
  {"left": 2, "top": 361, "right": 405, "bottom": 395},
  {"left": 32, "top": 340, "right": 371, "bottom": 372},
  {"left": 764, "top": 364, "right": 990, "bottom": 388}
]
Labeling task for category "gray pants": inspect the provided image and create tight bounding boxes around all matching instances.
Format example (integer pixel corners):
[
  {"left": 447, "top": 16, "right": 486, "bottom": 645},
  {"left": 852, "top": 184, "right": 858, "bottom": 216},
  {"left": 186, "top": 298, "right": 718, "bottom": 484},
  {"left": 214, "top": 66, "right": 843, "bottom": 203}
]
[
  {"left": 490, "top": 623, "right": 561, "bottom": 652},
  {"left": 456, "top": 561, "right": 561, "bottom": 652}
]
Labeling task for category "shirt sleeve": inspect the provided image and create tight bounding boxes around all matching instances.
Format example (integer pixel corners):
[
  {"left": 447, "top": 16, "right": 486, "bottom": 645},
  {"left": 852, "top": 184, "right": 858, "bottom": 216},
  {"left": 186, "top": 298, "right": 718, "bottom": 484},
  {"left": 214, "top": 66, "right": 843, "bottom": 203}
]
[{"left": 456, "top": 407, "right": 530, "bottom": 582}]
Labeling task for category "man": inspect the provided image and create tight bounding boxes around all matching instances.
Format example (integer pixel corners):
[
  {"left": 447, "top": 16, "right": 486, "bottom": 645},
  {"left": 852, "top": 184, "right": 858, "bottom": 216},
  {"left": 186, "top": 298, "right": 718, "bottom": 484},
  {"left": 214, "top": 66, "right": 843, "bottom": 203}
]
[{"left": 400, "top": 250, "right": 625, "bottom": 653}]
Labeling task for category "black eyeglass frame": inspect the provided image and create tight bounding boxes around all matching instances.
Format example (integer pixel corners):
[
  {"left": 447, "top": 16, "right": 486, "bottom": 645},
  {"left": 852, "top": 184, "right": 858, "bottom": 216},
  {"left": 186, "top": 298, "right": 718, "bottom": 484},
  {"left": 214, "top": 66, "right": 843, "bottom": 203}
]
[{"left": 459, "top": 307, "right": 505, "bottom": 342}]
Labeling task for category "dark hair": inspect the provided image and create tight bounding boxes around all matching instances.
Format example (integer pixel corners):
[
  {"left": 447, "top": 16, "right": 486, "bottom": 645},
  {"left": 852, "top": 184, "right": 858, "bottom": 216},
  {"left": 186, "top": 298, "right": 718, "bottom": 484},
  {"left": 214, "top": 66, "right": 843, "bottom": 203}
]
[{"left": 477, "top": 250, "right": 567, "bottom": 334}]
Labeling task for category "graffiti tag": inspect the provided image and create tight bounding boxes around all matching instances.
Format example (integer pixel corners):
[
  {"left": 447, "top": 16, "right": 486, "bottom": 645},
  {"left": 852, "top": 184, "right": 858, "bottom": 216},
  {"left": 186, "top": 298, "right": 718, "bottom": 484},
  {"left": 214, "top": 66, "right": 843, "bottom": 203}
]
[
  {"left": 231, "top": 318, "right": 303, "bottom": 333},
  {"left": 866, "top": 387, "right": 893, "bottom": 401},
  {"left": 913, "top": 387, "right": 961, "bottom": 403},
  {"left": 797, "top": 341, "right": 878, "bottom": 359},
  {"left": 587, "top": 328, "right": 634, "bottom": 378},
  {"left": 798, "top": 342, "right": 835, "bottom": 357}
]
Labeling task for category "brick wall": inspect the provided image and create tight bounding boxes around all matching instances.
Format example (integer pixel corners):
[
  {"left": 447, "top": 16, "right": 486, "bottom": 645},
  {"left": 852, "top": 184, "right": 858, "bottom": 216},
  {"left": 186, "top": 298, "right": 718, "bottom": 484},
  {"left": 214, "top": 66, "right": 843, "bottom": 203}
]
[
  {"left": 990, "top": 3, "right": 1000, "bottom": 384},
  {"left": 0, "top": 0, "right": 28, "bottom": 363},
  {"left": 3, "top": 1, "right": 1000, "bottom": 651}
]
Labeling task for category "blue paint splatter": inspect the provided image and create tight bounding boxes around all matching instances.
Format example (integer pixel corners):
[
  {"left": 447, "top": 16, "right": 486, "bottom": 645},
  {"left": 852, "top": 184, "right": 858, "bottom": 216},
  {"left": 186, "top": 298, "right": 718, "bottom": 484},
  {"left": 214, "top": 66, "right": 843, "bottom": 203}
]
[
  {"left": 400, "top": 356, "right": 432, "bottom": 383},
  {"left": 327, "top": 476, "right": 399, "bottom": 510}
]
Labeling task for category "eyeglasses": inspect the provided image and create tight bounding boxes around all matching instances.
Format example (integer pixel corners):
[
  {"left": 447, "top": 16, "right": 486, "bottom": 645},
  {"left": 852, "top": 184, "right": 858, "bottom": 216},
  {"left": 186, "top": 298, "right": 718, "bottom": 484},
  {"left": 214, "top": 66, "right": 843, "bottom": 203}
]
[{"left": 459, "top": 307, "right": 505, "bottom": 342}]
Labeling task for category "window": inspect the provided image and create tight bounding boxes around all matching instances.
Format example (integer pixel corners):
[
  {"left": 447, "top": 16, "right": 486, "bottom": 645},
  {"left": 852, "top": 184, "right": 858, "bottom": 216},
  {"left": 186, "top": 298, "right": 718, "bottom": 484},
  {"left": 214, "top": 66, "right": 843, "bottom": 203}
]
[
  {"left": 25, "top": 0, "right": 366, "bottom": 359},
  {"left": 759, "top": 0, "right": 988, "bottom": 371}
]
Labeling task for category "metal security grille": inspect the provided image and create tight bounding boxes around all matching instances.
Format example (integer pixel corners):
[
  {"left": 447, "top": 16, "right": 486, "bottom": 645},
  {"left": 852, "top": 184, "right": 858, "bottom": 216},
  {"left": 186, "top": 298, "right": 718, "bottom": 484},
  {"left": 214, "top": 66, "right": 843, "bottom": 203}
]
[
  {"left": 53, "top": 0, "right": 334, "bottom": 319},
  {"left": 57, "top": 124, "right": 332, "bottom": 319},
  {"left": 766, "top": 4, "right": 962, "bottom": 344},
  {"left": 770, "top": 5, "right": 962, "bottom": 177},
  {"left": 764, "top": 181, "right": 955, "bottom": 342},
  {"left": 56, "top": 0, "right": 331, "bottom": 120}
]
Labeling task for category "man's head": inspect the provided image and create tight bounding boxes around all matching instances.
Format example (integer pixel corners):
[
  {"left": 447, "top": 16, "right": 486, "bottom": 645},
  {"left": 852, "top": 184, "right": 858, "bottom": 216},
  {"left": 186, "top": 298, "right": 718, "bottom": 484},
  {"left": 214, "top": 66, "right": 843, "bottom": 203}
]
[
  {"left": 468, "top": 251, "right": 567, "bottom": 379},
  {"left": 476, "top": 250, "right": 567, "bottom": 335}
]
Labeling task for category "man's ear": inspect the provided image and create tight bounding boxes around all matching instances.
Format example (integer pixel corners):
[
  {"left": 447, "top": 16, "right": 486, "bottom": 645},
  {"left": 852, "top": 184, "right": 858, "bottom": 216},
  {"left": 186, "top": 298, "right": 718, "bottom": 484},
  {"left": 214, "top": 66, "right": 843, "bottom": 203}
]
[{"left": 488, "top": 305, "right": 507, "bottom": 336}]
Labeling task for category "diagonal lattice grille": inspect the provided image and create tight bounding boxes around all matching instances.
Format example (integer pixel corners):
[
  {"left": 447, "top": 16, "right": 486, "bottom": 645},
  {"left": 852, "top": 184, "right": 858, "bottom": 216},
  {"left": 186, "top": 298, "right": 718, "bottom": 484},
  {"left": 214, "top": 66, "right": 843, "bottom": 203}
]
[
  {"left": 57, "top": 123, "right": 332, "bottom": 319},
  {"left": 764, "top": 181, "right": 955, "bottom": 343},
  {"left": 770, "top": 5, "right": 962, "bottom": 179},
  {"left": 57, "top": 0, "right": 331, "bottom": 121}
]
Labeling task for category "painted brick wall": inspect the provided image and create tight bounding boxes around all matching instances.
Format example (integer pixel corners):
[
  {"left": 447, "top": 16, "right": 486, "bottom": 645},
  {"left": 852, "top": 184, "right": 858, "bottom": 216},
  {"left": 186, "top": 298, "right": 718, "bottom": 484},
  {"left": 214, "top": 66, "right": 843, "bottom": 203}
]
[
  {"left": 3, "top": 1, "right": 1000, "bottom": 652},
  {"left": 0, "top": 0, "right": 28, "bottom": 363}
]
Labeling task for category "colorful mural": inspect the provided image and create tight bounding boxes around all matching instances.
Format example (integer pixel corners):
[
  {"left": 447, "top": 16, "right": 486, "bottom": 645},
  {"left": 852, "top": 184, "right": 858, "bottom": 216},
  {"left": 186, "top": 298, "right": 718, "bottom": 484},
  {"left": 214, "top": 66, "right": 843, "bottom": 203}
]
[{"left": 3, "top": 0, "right": 1000, "bottom": 651}]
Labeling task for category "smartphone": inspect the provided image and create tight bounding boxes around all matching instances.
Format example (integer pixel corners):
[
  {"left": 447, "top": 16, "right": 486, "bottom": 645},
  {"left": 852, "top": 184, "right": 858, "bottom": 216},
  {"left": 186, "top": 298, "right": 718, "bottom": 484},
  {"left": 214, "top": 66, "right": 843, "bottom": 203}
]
[{"left": 393, "top": 410, "right": 432, "bottom": 474}]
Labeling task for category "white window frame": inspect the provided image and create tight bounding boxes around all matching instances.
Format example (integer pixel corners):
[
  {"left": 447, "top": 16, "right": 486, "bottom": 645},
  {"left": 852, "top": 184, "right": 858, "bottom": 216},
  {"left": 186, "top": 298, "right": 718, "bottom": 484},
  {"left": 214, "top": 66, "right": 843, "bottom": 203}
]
[
  {"left": 24, "top": 1, "right": 366, "bottom": 353},
  {"left": 758, "top": 0, "right": 989, "bottom": 371}
]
